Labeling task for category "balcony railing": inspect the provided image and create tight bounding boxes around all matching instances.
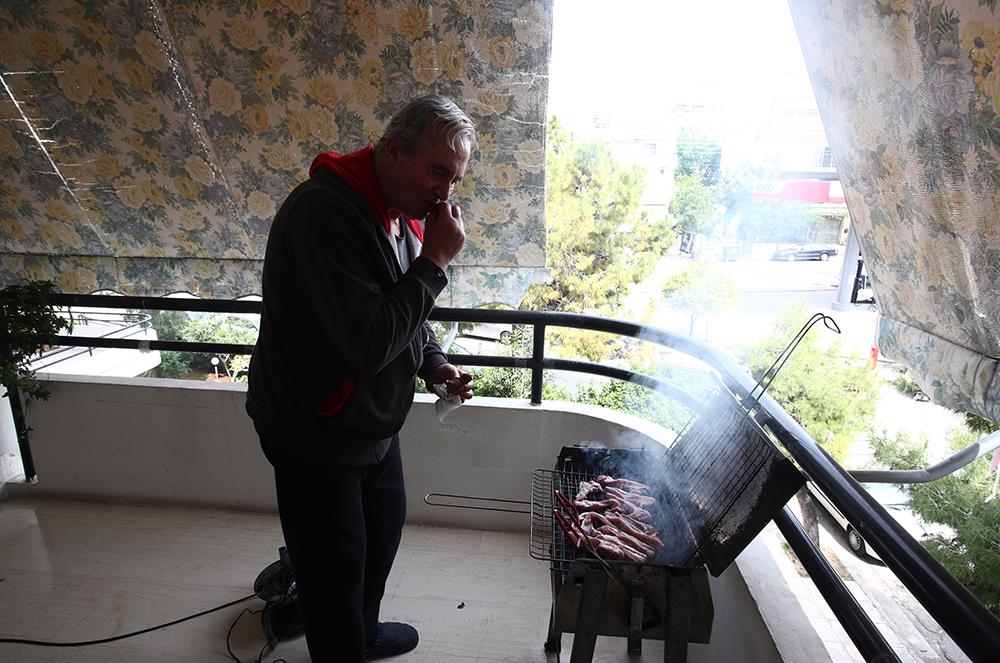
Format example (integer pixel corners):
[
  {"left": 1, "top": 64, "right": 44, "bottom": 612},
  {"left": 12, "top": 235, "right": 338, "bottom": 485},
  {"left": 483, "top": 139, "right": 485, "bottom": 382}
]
[{"left": 2, "top": 292, "right": 998, "bottom": 663}]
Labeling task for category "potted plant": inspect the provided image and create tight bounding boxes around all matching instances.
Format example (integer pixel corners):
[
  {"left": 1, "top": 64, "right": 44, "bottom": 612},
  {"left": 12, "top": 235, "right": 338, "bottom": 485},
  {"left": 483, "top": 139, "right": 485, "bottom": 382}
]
[
  {"left": 1, "top": 280, "right": 69, "bottom": 482},
  {"left": 0, "top": 280, "right": 68, "bottom": 402}
]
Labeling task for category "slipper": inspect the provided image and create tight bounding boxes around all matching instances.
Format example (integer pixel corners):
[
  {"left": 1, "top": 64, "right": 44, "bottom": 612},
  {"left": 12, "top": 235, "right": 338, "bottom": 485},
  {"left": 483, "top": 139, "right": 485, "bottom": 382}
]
[{"left": 365, "top": 622, "right": 419, "bottom": 659}]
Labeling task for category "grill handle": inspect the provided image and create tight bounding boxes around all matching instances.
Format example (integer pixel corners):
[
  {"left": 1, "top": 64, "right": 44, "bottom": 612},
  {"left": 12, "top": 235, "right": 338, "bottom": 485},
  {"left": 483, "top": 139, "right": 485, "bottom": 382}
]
[
  {"left": 423, "top": 492, "right": 530, "bottom": 514},
  {"left": 747, "top": 312, "right": 840, "bottom": 407}
]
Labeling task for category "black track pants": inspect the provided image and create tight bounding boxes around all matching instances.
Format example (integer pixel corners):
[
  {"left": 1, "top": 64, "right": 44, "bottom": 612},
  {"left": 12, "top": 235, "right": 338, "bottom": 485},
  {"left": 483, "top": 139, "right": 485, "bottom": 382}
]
[{"left": 270, "top": 436, "right": 406, "bottom": 662}]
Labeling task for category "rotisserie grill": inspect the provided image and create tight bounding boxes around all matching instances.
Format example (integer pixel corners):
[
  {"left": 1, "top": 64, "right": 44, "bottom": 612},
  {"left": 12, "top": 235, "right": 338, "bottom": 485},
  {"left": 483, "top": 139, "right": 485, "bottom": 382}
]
[{"left": 530, "top": 387, "right": 804, "bottom": 662}]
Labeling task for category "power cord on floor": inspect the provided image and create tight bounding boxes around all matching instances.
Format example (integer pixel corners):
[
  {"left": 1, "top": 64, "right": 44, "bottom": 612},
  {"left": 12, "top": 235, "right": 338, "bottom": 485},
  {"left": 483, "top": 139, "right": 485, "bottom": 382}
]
[
  {"left": 0, "top": 592, "right": 258, "bottom": 648},
  {"left": 225, "top": 589, "right": 295, "bottom": 663},
  {"left": 225, "top": 608, "right": 287, "bottom": 663}
]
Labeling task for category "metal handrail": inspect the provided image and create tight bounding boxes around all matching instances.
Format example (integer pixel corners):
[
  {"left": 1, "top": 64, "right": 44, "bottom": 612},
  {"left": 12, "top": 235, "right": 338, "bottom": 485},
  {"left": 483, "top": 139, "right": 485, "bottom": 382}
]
[
  {"left": 30, "top": 311, "right": 152, "bottom": 371},
  {"left": 6, "top": 293, "right": 998, "bottom": 662},
  {"left": 774, "top": 507, "right": 898, "bottom": 662},
  {"left": 851, "top": 428, "right": 1000, "bottom": 483}
]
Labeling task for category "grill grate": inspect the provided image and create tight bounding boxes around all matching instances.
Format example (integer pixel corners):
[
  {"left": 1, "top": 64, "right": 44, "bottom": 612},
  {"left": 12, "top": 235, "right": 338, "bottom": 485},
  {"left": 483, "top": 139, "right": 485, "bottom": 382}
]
[
  {"left": 529, "top": 468, "right": 587, "bottom": 565},
  {"left": 530, "top": 386, "right": 804, "bottom": 577},
  {"left": 664, "top": 392, "right": 771, "bottom": 525},
  {"left": 529, "top": 463, "right": 697, "bottom": 570},
  {"left": 659, "top": 388, "right": 804, "bottom": 575}
]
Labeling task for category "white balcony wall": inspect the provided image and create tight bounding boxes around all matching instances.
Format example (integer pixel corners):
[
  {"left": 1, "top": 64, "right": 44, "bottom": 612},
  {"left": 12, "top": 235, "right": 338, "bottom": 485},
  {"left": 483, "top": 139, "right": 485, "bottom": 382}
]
[{"left": 9, "top": 374, "right": 676, "bottom": 526}]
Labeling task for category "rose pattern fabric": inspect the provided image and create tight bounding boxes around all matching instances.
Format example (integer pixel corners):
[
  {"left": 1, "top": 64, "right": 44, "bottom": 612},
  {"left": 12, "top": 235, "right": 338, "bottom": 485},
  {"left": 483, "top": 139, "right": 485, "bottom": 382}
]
[
  {"left": 790, "top": 0, "right": 1000, "bottom": 421},
  {"left": 0, "top": 0, "right": 551, "bottom": 307}
]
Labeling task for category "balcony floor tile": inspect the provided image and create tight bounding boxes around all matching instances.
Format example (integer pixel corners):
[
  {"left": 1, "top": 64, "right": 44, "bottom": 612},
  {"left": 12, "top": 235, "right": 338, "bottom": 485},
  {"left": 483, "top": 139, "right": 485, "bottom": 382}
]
[{"left": 0, "top": 498, "right": 674, "bottom": 662}]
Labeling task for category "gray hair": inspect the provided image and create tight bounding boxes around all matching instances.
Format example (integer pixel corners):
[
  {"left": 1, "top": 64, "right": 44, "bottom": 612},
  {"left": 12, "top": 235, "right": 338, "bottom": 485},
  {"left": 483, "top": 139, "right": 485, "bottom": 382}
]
[{"left": 377, "top": 94, "right": 477, "bottom": 156}]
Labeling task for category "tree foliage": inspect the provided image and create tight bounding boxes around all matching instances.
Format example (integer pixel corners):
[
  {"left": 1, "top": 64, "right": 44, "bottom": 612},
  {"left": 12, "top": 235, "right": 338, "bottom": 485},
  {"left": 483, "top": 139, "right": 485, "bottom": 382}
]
[
  {"left": 867, "top": 428, "right": 930, "bottom": 471},
  {"left": 736, "top": 198, "right": 816, "bottom": 244},
  {"left": 964, "top": 412, "right": 1000, "bottom": 435},
  {"left": 524, "top": 118, "right": 675, "bottom": 316},
  {"left": 661, "top": 261, "right": 738, "bottom": 337},
  {"left": 142, "top": 310, "right": 256, "bottom": 381},
  {"left": 180, "top": 316, "right": 257, "bottom": 375},
  {"left": 467, "top": 326, "right": 572, "bottom": 400},
  {"left": 712, "top": 162, "right": 818, "bottom": 244},
  {"left": 675, "top": 133, "right": 722, "bottom": 186},
  {"left": 576, "top": 362, "right": 715, "bottom": 433},
  {"left": 870, "top": 427, "right": 1000, "bottom": 618},
  {"left": 716, "top": 162, "right": 774, "bottom": 212},
  {"left": 0, "top": 280, "right": 68, "bottom": 401},
  {"left": 668, "top": 173, "right": 717, "bottom": 234},
  {"left": 740, "top": 305, "right": 880, "bottom": 462}
]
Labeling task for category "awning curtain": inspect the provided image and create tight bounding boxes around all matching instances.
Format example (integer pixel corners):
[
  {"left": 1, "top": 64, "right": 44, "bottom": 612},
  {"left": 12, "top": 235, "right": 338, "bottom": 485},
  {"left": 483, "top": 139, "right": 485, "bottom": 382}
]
[
  {"left": 0, "top": 0, "right": 551, "bottom": 307},
  {"left": 789, "top": 0, "right": 1000, "bottom": 423}
]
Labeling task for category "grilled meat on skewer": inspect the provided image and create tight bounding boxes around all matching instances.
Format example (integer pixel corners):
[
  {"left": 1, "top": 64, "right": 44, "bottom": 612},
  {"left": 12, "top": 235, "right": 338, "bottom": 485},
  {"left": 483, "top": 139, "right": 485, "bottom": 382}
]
[
  {"left": 572, "top": 512, "right": 651, "bottom": 561},
  {"left": 600, "top": 512, "right": 663, "bottom": 548},
  {"left": 604, "top": 485, "right": 657, "bottom": 508},
  {"left": 553, "top": 508, "right": 584, "bottom": 548},
  {"left": 575, "top": 480, "right": 603, "bottom": 501},
  {"left": 573, "top": 498, "right": 620, "bottom": 512},
  {"left": 595, "top": 475, "right": 651, "bottom": 494},
  {"left": 553, "top": 476, "right": 664, "bottom": 562}
]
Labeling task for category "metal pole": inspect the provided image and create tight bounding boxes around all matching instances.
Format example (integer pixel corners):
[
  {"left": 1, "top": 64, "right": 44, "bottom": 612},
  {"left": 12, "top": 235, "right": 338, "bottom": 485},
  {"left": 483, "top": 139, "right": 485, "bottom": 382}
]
[
  {"left": 531, "top": 324, "right": 545, "bottom": 405},
  {"left": 832, "top": 224, "right": 861, "bottom": 311},
  {"left": 1, "top": 340, "right": 36, "bottom": 481},
  {"left": 3, "top": 380, "right": 35, "bottom": 482}
]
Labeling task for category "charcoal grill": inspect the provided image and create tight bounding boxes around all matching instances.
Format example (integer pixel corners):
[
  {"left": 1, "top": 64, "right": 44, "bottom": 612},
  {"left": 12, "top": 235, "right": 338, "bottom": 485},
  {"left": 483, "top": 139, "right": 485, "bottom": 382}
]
[{"left": 530, "top": 386, "right": 804, "bottom": 662}]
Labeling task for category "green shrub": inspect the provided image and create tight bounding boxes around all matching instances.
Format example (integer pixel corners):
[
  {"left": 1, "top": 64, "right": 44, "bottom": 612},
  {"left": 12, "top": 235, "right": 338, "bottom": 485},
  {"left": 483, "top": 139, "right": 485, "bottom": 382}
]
[
  {"left": 891, "top": 373, "right": 924, "bottom": 398},
  {"left": 872, "top": 427, "right": 1000, "bottom": 618},
  {"left": 139, "top": 311, "right": 256, "bottom": 380},
  {"left": 739, "top": 305, "right": 880, "bottom": 463},
  {"left": 868, "top": 428, "right": 929, "bottom": 471},
  {"left": 0, "top": 280, "right": 68, "bottom": 400},
  {"left": 154, "top": 351, "right": 190, "bottom": 379},
  {"left": 576, "top": 378, "right": 692, "bottom": 432}
]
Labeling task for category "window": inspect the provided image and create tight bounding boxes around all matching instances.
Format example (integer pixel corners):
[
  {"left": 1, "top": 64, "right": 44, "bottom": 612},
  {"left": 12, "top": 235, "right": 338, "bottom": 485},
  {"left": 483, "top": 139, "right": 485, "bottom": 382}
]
[{"left": 816, "top": 146, "right": 834, "bottom": 168}]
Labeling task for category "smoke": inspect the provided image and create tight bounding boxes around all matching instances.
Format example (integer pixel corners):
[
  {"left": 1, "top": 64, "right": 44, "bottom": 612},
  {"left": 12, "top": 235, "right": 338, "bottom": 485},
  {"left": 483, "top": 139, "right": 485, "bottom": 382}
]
[{"left": 565, "top": 378, "right": 802, "bottom": 574}]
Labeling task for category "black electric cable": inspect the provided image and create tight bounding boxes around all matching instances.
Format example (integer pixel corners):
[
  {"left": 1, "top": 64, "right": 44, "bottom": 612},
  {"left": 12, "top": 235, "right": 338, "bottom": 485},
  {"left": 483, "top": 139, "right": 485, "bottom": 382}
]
[
  {"left": 226, "top": 608, "right": 260, "bottom": 662},
  {"left": 0, "top": 592, "right": 256, "bottom": 647},
  {"left": 226, "top": 591, "right": 292, "bottom": 663},
  {"left": 225, "top": 604, "right": 288, "bottom": 663}
]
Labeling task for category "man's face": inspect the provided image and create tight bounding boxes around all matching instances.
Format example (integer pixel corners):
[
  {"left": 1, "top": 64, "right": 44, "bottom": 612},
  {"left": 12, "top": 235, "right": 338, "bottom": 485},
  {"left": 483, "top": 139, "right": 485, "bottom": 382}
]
[{"left": 383, "top": 131, "right": 469, "bottom": 220}]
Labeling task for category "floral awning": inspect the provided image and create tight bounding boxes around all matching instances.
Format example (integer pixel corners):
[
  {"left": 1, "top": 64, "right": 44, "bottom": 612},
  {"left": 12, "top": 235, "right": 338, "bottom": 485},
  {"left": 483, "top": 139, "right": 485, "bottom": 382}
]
[
  {"left": 790, "top": 0, "right": 1000, "bottom": 423},
  {"left": 0, "top": 0, "right": 551, "bottom": 307}
]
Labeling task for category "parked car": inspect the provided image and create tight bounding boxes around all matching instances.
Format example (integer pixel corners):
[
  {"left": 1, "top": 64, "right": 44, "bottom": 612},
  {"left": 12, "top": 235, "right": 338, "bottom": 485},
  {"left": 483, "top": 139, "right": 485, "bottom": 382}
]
[
  {"left": 771, "top": 244, "right": 839, "bottom": 261},
  {"left": 458, "top": 323, "right": 513, "bottom": 345},
  {"left": 805, "top": 480, "right": 948, "bottom": 561}
]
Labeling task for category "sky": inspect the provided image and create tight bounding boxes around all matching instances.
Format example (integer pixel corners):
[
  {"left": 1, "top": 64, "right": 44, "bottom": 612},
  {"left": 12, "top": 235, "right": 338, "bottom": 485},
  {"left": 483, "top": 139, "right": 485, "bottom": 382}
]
[{"left": 546, "top": 0, "right": 816, "bottom": 130}]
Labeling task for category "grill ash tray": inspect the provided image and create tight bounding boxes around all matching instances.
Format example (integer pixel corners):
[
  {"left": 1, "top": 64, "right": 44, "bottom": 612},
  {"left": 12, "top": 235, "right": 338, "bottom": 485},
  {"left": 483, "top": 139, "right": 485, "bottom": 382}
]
[{"left": 552, "top": 560, "right": 713, "bottom": 645}]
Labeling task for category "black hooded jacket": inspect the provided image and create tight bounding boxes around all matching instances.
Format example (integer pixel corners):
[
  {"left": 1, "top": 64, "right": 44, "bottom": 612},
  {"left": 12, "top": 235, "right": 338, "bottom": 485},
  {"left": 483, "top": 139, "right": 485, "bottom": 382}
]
[{"left": 246, "top": 168, "right": 449, "bottom": 466}]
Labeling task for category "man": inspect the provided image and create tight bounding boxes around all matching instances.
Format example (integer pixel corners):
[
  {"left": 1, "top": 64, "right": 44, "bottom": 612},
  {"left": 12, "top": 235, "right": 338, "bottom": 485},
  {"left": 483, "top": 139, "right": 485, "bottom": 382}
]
[{"left": 246, "top": 94, "right": 476, "bottom": 661}]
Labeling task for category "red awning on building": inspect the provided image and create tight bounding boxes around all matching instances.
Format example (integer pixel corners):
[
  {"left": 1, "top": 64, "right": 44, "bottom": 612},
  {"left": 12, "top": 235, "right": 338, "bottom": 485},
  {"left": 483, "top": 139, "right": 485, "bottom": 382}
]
[{"left": 752, "top": 180, "right": 845, "bottom": 204}]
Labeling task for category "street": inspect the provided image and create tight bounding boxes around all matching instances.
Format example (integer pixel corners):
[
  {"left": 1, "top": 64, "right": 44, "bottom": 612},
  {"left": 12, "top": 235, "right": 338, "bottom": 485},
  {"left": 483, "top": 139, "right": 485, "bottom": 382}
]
[
  {"left": 625, "top": 251, "right": 876, "bottom": 361},
  {"left": 808, "top": 500, "right": 971, "bottom": 663}
]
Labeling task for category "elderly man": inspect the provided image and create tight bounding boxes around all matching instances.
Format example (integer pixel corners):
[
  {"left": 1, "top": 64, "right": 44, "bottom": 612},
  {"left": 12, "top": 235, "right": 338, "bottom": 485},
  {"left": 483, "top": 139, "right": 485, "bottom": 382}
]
[{"left": 247, "top": 95, "right": 476, "bottom": 661}]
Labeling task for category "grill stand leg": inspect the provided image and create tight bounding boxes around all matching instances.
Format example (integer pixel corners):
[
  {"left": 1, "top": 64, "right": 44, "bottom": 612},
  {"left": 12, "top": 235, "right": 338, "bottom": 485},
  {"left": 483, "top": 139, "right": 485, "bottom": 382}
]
[
  {"left": 664, "top": 570, "right": 690, "bottom": 663},
  {"left": 544, "top": 568, "right": 563, "bottom": 653},
  {"left": 569, "top": 565, "right": 608, "bottom": 663},
  {"left": 628, "top": 578, "right": 644, "bottom": 655}
]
